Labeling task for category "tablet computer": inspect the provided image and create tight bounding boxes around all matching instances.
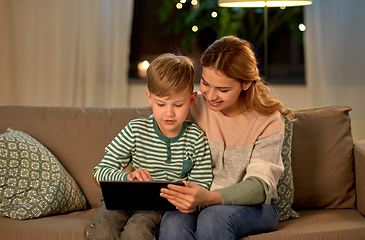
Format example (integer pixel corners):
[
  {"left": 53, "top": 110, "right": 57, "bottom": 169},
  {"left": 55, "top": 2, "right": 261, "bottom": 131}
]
[{"left": 99, "top": 181, "right": 184, "bottom": 211}]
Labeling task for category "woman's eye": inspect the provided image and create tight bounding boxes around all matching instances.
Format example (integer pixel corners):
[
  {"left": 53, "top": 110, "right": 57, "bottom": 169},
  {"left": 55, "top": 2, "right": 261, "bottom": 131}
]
[
  {"left": 201, "top": 80, "right": 208, "bottom": 86},
  {"left": 219, "top": 89, "right": 228, "bottom": 93}
]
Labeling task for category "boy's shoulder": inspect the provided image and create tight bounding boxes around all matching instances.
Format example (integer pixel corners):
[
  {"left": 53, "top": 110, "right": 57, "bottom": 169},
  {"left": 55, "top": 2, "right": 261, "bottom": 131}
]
[
  {"left": 128, "top": 117, "right": 154, "bottom": 128},
  {"left": 129, "top": 117, "right": 153, "bottom": 124},
  {"left": 184, "top": 120, "right": 205, "bottom": 135}
]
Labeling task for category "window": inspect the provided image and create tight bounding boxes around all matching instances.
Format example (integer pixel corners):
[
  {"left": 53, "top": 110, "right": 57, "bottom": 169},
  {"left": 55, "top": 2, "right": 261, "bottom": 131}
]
[{"left": 129, "top": 0, "right": 305, "bottom": 85}]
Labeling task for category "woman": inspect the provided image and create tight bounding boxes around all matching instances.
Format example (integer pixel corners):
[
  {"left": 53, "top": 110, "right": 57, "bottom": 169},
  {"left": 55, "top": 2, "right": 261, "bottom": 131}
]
[{"left": 158, "top": 36, "right": 292, "bottom": 240}]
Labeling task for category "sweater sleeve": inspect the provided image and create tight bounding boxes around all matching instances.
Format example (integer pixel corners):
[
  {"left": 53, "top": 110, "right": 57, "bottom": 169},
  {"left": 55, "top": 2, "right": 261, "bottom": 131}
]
[
  {"left": 216, "top": 176, "right": 274, "bottom": 205},
  {"left": 244, "top": 132, "right": 284, "bottom": 193},
  {"left": 93, "top": 123, "right": 135, "bottom": 183}
]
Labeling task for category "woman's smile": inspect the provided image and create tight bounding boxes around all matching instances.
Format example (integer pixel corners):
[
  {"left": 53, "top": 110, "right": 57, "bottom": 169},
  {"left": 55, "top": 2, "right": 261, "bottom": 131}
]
[{"left": 207, "top": 100, "right": 223, "bottom": 107}]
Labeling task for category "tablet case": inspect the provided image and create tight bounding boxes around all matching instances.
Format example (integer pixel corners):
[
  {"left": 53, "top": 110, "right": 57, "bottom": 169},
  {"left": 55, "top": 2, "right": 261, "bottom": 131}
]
[{"left": 100, "top": 181, "right": 184, "bottom": 211}]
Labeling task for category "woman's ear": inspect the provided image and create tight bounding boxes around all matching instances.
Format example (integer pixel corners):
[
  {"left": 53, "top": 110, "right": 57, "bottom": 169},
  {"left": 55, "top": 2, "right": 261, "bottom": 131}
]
[
  {"left": 242, "top": 82, "right": 252, "bottom": 91},
  {"left": 190, "top": 92, "right": 198, "bottom": 106},
  {"left": 146, "top": 90, "right": 152, "bottom": 105}
]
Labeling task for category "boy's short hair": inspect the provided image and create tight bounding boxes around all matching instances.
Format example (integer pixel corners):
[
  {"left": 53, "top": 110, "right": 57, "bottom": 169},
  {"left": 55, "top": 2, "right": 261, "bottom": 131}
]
[{"left": 146, "top": 53, "right": 195, "bottom": 97}]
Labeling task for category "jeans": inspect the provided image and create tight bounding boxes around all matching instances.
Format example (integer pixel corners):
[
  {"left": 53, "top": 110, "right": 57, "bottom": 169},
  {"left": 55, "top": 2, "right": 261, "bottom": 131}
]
[
  {"left": 87, "top": 196, "right": 163, "bottom": 240},
  {"left": 158, "top": 201, "right": 279, "bottom": 240}
]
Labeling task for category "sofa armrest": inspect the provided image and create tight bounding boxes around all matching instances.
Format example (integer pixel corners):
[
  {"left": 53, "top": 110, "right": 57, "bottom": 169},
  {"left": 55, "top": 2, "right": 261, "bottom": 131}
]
[{"left": 355, "top": 138, "right": 365, "bottom": 215}]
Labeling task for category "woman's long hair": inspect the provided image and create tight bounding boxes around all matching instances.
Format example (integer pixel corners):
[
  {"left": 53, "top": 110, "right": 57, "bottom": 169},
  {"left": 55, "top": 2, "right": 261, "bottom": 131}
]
[{"left": 201, "top": 36, "right": 292, "bottom": 118}]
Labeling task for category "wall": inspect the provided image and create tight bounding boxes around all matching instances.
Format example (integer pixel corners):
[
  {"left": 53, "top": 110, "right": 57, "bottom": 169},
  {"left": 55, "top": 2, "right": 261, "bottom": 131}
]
[{"left": 304, "top": 0, "right": 365, "bottom": 140}]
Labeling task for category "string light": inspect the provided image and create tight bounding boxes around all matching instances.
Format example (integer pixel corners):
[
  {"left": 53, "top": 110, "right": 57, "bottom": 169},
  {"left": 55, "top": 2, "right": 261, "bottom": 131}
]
[{"left": 298, "top": 23, "right": 306, "bottom": 31}]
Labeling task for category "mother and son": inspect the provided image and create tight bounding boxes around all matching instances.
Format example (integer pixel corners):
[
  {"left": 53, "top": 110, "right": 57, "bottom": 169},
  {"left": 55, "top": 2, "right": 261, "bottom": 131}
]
[{"left": 87, "top": 35, "right": 292, "bottom": 240}]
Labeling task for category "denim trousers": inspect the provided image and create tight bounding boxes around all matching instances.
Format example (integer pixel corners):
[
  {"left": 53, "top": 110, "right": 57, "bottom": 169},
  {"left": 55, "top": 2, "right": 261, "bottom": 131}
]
[
  {"left": 158, "top": 201, "right": 279, "bottom": 240},
  {"left": 87, "top": 196, "right": 163, "bottom": 240}
]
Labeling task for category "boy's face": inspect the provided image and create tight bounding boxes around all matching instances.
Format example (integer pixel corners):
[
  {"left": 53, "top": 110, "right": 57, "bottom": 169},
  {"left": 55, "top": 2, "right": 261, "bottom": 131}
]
[{"left": 146, "top": 87, "right": 197, "bottom": 138}]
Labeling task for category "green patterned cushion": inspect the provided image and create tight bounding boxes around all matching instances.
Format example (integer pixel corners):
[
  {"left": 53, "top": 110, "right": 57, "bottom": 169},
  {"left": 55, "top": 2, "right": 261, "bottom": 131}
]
[
  {"left": 0, "top": 128, "right": 87, "bottom": 220},
  {"left": 276, "top": 116, "right": 300, "bottom": 221}
]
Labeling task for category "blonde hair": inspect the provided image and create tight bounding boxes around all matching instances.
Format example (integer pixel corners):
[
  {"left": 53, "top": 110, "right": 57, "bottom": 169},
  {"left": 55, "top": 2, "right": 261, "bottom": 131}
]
[
  {"left": 147, "top": 53, "right": 195, "bottom": 97},
  {"left": 201, "top": 36, "right": 293, "bottom": 118}
]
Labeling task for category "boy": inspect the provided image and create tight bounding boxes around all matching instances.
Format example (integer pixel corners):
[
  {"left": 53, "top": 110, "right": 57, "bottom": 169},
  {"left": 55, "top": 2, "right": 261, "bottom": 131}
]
[{"left": 87, "top": 53, "right": 212, "bottom": 240}]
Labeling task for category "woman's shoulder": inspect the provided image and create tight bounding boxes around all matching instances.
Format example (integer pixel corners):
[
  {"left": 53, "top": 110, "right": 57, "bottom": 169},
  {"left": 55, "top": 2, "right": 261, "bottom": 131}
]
[
  {"left": 245, "top": 108, "right": 283, "bottom": 121},
  {"left": 252, "top": 110, "right": 285, "bottom": 138}
]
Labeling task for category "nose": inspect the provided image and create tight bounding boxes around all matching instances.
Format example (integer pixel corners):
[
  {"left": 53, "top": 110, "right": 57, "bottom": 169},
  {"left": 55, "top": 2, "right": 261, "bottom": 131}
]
[
  {"left": 166, "top": 106, "right": 175, "bottom": 117},
  {"left": 205, "top": 88, "right": 218, "bottom": 101}
]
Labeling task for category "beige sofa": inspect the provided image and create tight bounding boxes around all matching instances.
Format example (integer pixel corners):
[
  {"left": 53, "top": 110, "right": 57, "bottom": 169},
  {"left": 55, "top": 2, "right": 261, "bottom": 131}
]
[{"left": 0, "top": 105, "right": 364, "bottom": 240}]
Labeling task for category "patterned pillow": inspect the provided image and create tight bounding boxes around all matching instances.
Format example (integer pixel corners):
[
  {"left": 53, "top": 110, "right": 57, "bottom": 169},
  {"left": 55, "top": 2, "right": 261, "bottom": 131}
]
[
  {"left": 276, "top": 116, "right": 300, "bottom": 221},
  {"left": 0, "top": 128, "right": 87, "bottom": 220}
]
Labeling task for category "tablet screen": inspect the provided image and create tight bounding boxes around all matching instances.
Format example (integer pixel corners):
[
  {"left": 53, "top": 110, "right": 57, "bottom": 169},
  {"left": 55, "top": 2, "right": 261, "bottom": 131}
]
[{"left": 100, "top": 181, "right": 184, "bottom": 211}]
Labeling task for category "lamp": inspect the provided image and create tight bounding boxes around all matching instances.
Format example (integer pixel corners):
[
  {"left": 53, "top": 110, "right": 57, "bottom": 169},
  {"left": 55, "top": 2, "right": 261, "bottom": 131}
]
[
  {"left": 218, "top": 0, "right": 312, "bottom": 77},
  {"left": 218, "top": 0, "right": 312, "bottom": 7}
]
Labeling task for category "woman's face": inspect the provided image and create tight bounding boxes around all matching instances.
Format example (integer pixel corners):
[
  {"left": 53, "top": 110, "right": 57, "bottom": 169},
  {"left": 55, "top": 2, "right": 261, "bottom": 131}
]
[{"left": 200, "top": 67, "right": 251, "bottom": 117}]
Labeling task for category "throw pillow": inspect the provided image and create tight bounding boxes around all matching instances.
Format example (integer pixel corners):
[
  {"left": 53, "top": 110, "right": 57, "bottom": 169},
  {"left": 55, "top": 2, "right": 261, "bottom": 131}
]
[
  {"left": 276, "top": 115, "right": 300, "bottom": 221},
  {"left": 0, "top": 128, "right": 87, "bottom": 220},
  {"left": 291, "top": 106, "right": 355, "bottom": 210}
]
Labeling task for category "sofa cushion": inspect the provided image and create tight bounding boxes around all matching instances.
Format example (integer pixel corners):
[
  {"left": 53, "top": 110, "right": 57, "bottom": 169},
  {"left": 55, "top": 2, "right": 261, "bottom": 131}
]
[
  {"left": 291, "top": 106, "right": 355, "bottom": 210},
  {"left": 0, "top": 128, "right": 87, "bottom": 220},
  {"left": 276, "top": 116, "right": 299, "bottom": 221},
  {"left": 0, "top": 208, "right": 96, "bottom": 240},
  {"left": 0, "top": 106, "right": 153, "bottom": 209},
  {"left": 241, "top": 209, "right": 365, "bottom": 240}
]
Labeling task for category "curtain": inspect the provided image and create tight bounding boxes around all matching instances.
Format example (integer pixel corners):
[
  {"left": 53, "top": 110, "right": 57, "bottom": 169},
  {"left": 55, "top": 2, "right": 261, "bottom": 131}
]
[
  {"left": 0, "top": 0, "right": 134, "bottom": 108},
  {"left": 305, "top": 0, "right": 365, "bottom": 138}
]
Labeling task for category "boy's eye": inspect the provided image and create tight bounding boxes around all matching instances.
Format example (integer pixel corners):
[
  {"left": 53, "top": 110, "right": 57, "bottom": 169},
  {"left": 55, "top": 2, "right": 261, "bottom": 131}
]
[
  {"left": 157, "top": 103, "right": 165, "bottom": 107},
  {"left": 175, "top": 104, "right": 183, "bottom": 107}
]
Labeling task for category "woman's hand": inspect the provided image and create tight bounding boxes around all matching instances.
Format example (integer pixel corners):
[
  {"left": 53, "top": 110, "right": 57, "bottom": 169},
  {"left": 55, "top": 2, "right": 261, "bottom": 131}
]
[
  {"left": 160, "top": 181, "right": 222, "bottom": 213},
  {"left": 127, "top": 168, "right": 152, "bottom": 181}
]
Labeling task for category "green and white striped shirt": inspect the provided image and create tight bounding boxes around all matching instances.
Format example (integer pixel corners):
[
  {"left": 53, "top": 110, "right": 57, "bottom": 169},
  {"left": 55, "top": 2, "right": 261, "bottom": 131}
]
[{"left": 93, "top": 117, "right": 212, "bottom": 190}]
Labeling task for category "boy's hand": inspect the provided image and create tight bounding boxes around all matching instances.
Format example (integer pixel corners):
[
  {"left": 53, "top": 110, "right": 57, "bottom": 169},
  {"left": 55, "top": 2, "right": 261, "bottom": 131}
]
[
  {"left": 127, "top": 168, "right": 152, "bottom": 181},
  {"left": 123, "top": 165, "right": 134, "bottom": 172}
]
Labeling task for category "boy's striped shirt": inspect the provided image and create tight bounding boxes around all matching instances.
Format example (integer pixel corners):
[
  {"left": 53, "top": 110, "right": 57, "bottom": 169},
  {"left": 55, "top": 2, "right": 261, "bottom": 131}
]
[{"left": 93, "top": 117, "right": 212, "bottom": 190}]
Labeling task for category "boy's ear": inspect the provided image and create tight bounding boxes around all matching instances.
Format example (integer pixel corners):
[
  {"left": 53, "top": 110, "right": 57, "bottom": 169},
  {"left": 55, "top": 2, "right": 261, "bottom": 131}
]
[
  {"left": 146, "top": 90, "right": 152, "bottom": 105},
  {"left": 190, "top": 92, "right": 198, "bottom": 106}
]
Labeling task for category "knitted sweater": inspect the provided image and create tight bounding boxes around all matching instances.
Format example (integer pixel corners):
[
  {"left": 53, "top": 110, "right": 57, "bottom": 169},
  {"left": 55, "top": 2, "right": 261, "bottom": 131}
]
[
  {"left": 93, "top": 117, "right": 212, "bottom": 190},
  {"left": 189, "top": 94, "right": 285, "bottom": 205}
]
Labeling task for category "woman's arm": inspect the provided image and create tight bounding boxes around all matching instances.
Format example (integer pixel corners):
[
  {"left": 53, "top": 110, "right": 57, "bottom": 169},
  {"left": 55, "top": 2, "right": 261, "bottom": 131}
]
[
  {"left": 160, "top": 176, "right": 268, "bottom": 212},
  {"left": 216, "top": 176, "right": 267, "bottom": 205}
]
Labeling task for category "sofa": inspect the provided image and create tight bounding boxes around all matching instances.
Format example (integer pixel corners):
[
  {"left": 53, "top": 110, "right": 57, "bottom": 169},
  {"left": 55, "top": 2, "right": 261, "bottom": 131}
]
[{"left": 0, "top": 105, "right": 364, "bottom": 240}]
